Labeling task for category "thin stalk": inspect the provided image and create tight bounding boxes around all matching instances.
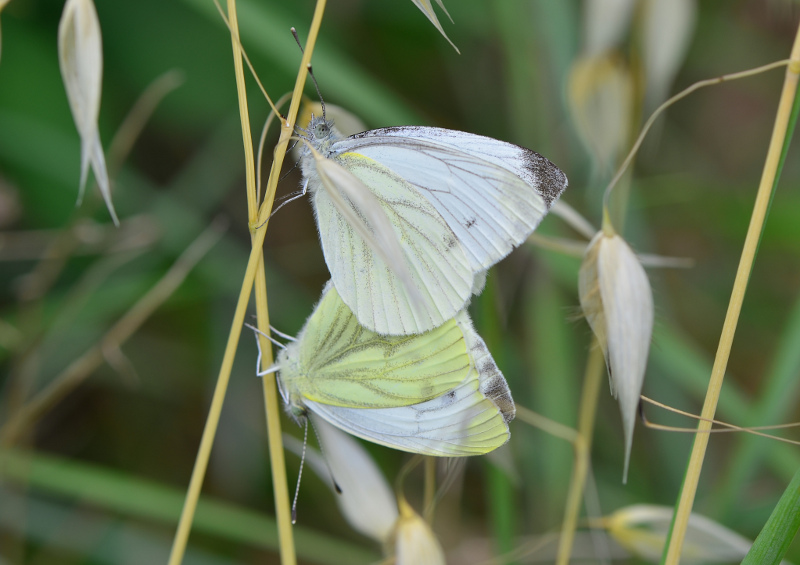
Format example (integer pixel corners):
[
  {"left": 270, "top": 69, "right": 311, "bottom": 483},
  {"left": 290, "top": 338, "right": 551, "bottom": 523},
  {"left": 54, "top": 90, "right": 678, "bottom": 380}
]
[
  {"left": 166, "top": 1, "right": 327, "bottom": 564},
  {"left": 423, "top": 456, "right": 436, "bottom": 524},
  {"left": 661, "top": 25, "right": 800, "bottom": 565},
  {"left": 602, "top": 59, "right": 791, "bottom": 212},
  {"left": 555, "top": 344, "right": 604, "bottom": 565},
  {"left": 225, "top": 0, "right": 295, "bottom": 561}
]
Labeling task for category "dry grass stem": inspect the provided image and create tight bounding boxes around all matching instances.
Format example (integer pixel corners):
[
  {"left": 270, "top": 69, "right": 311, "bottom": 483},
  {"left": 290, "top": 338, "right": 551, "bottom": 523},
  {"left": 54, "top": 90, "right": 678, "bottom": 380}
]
[
  {"left": 167, "top": 1, "right": 327, "bottom": 563},
  {"left": 663, "top": 25, "right": 800, "bottom": 565}
]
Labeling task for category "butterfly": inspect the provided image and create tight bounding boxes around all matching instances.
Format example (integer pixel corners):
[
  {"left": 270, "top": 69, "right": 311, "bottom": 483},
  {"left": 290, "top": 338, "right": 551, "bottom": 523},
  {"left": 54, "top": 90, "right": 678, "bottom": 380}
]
[
  {"left": 269, "top": 281, "right": 515, "bottom": 457},
  {"left": 297, "top": 114, "right": 568, "bottom": 336}
]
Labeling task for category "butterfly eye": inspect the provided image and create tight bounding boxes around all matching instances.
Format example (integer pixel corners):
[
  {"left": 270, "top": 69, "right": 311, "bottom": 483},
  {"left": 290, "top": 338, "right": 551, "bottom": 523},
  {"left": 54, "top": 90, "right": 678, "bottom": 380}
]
[{"left": 314, "top": 123, "right": 329, "bottom": 138}]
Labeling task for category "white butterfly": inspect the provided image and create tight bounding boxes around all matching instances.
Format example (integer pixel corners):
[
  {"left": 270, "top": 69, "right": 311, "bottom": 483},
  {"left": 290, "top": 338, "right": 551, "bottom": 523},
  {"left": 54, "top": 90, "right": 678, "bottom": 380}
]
[
  {"left": 298, "top": 115, "right": 568, "bottom": 336},
  {"left": 270, "top": 282, "right": 515, "bottom": 457}
]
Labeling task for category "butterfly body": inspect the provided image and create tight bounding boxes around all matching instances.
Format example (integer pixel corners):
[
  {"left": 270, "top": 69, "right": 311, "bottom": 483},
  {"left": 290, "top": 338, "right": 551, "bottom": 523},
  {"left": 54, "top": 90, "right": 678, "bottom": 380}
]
[
  {"left": 299, "top": 115, "right": 568, "bottom": 336},
  {"left": 276, "top": 283, "right": 514, "bottom": 456}
]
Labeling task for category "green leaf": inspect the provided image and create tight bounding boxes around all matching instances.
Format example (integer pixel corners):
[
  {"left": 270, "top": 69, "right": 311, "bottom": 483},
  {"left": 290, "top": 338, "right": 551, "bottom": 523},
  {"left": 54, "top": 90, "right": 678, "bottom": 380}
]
[
  {"left": 742, "top": 467, "right": 800, "bottom": 565},
  {"left": 0, "top": 448, "right": 378, "bottom": 565}
]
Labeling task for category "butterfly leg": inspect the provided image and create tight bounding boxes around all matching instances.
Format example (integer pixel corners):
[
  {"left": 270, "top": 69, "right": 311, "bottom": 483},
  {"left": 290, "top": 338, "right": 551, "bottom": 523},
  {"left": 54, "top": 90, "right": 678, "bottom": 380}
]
[{"left": 245, "top": 322, "right": 282, "bottom": 376}]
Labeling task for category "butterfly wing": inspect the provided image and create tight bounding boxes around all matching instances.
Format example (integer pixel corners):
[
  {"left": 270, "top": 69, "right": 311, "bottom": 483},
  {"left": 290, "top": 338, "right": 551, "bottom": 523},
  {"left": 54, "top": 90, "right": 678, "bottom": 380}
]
[
  {"left": 335, "top": 127, "right": 568, "bottom": 272},
  {"left": 298, "top": 309, "right": 515, "bottom": 456},
  {"left": 313, "top": 152, "right": 474, "bottom": 335},
  {"left": 281, "top": 284, "right": 473, "bottom": 408}
]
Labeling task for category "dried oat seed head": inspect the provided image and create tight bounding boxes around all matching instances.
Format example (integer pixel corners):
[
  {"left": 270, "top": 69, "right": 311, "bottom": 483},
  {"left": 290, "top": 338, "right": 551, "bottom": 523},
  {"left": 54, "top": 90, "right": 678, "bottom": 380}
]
[
  {"left": 58, "top": 0, "right": 118, "bottom": 225},
  {"left": 604, "top": 504, "right": 769, "bottom": 564},
  {"left": 309, "top": 416, "right": 398, "bottom": 543},
  {"left": 410, "top": 0, "right": 459, "bottom": 53},
  {"left": 568, "top": 54, "right": 634, "bottom": 173},
  {"left": 578, "top": 227, "right": 653, "bottom": 482},
  {"left": 392, "top": 498, "right": 446, "bottom": 565}
]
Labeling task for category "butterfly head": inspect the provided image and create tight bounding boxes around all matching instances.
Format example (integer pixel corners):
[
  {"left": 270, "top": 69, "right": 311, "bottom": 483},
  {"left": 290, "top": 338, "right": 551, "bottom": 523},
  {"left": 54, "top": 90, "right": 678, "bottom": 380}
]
[{"left": 300, "top": 114, "right": 340, "bottom": 156}]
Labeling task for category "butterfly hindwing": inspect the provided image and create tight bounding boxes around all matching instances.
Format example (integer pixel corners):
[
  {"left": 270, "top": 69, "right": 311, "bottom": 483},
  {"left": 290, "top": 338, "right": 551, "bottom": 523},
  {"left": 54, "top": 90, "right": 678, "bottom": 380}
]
[
  {"left": 304, "top": 374, "right": 509, "bottom": 456},
  {"left": 282, "top": 284, "right": 472, "bottom": 409},
  {"left": 277, "top": 286, "right": 514, "bottom": 456}
]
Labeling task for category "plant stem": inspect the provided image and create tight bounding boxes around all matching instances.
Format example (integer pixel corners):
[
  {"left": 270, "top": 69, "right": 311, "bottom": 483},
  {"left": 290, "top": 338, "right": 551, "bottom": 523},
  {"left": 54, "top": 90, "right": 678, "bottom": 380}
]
[
  {"left": 661, "top": 25, "right": 800, "bottom": 565},
  {"left": 166, "top": 0, "right": 327, "bottom": 563},
  {"left": 555, "top": 344, "right": 604, "bottom": 565},
  {"left": 423, "top": 456, "right": 436, "bottom": 523},
  {"left": 602, "top": 59, "right": 791, "bottom": 213},
  {"left": 225, "top": 0, "right": 296, "bottom": 561}
]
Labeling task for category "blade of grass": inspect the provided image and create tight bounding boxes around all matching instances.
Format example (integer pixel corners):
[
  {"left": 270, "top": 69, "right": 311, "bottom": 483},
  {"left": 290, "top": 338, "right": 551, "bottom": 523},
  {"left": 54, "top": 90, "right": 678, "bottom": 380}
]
[
  {"left": 741, "top": 467, "right": 800, "bottom": 565},
  {"left": 474, "top": 277, "right": 516, "bottom": 562},
  {"left": 0, "top": 448, "right": 377, "bottom": 565},
  {"left": 525, "top": 276, "right": 579, "bottom": 519},
  {"left": 662, "top": 25, "right": 800, "bottom": 564},
  {"left": 0, "top": 489, "right": 239, "bottom": 565}
]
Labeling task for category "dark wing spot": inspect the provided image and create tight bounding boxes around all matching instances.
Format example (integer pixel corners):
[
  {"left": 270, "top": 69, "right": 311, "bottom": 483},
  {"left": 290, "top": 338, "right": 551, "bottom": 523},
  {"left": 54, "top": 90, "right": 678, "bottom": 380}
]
[{"left": 520, "top": 150, "right": 568, "bottom": 207}]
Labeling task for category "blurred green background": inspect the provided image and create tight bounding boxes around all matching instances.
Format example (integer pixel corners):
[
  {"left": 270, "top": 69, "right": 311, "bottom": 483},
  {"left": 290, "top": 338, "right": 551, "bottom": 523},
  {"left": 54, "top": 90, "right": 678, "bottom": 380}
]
[{"left": 1, "top": 0, "right": 800, "bottom": 563}]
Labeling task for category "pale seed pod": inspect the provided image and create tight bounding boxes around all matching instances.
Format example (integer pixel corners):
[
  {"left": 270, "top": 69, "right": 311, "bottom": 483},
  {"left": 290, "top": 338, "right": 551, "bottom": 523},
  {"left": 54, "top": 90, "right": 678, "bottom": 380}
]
[
  {"left": 307, "top": 416, "right": 398, "bottom": 543},
  {"left": 579, "top": 227, "right": 654, "bottom": 482},
  {"left": 392, "top": 498, "right": 447, "bottom": 565},
  {"left": 410, "top": 0, "right": 459, "bottom": 53},
  {"left": 604, "top": 504, "right": 776, "bottom": 564},
  {"left": 567, "top": 54, "right": 634, "bottom": 173},
  {"left": 641, "top": 0, "right": 697, "bottom": 112},
  {"left": 583, "top": 0, "right": 636, "bottom": 56},
  {"left": 58, "top": 0, "right": 118, "bottom": 225}
]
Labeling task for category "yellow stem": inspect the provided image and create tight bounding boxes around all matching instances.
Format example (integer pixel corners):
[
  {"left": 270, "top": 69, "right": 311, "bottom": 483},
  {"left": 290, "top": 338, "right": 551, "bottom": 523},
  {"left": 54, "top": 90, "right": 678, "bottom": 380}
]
[
  {"left": 227, "top": 0, "right": 257, "bottom": 221},
  {"left": 167, "top": 0, "right": 327, "bottom": 563},
  {"left": 225, "top": 0, "right": 296, "bottom": 561},
  {"left": 514, "top": 405, "right": 578, "bottom": 445},
  {"left": 556, "top": 344, "right": 605, "bottom": 565},
  {"left": 662, "top": 26, "right": 800, "bottom": 565},
  {"left": 423, "top": 456, "right": 436, "bottom": 524}
]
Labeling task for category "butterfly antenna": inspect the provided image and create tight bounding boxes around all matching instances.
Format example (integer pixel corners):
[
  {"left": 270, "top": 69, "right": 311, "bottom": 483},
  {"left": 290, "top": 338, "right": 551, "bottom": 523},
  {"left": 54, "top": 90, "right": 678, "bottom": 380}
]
[
  {"left": 291, "top": 27, "right": 304, "bottom": 53},
  {"left": 291, "top": 420, "right": 309, "bottom": 524},
  {"left": 308, "top": 417, "right": 343, "bottom": 494},
  {"left": 290, "top": 28, "right": 326, "bottom": 121}
]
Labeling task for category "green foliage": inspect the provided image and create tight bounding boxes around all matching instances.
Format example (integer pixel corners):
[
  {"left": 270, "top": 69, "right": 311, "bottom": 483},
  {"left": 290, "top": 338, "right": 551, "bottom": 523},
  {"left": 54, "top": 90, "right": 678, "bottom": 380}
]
[{"left": 1, "top": 1, "right": 799, "bottom": 563}]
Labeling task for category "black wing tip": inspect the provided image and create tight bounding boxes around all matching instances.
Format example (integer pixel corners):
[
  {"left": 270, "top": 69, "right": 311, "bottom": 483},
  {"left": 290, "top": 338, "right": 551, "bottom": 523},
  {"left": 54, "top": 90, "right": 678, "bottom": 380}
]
[{"left": 521, "top": 150, "right": 568, "bottom": 208}]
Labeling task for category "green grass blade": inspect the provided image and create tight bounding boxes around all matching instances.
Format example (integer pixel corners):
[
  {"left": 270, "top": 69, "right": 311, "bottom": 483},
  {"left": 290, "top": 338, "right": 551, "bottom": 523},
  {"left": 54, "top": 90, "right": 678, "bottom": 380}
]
[
  {"left": 0, "top": 448, "right": 378, "bottom": 565},
  {"left": 741, "top": 467, "right": 800, "bottom": 565}
]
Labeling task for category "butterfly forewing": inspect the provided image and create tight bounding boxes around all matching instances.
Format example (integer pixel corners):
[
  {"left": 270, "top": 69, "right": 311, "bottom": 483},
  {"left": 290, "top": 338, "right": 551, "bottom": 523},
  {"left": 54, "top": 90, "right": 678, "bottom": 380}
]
[
  {"left": 301, "top": 116, "right": 568, "bottom": 336},
  {"left": 313, "top": 152, "right": 474, "bottom": 335},
  {"left": 338, "top": 130, "right": 566, "bottom": 272}
]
